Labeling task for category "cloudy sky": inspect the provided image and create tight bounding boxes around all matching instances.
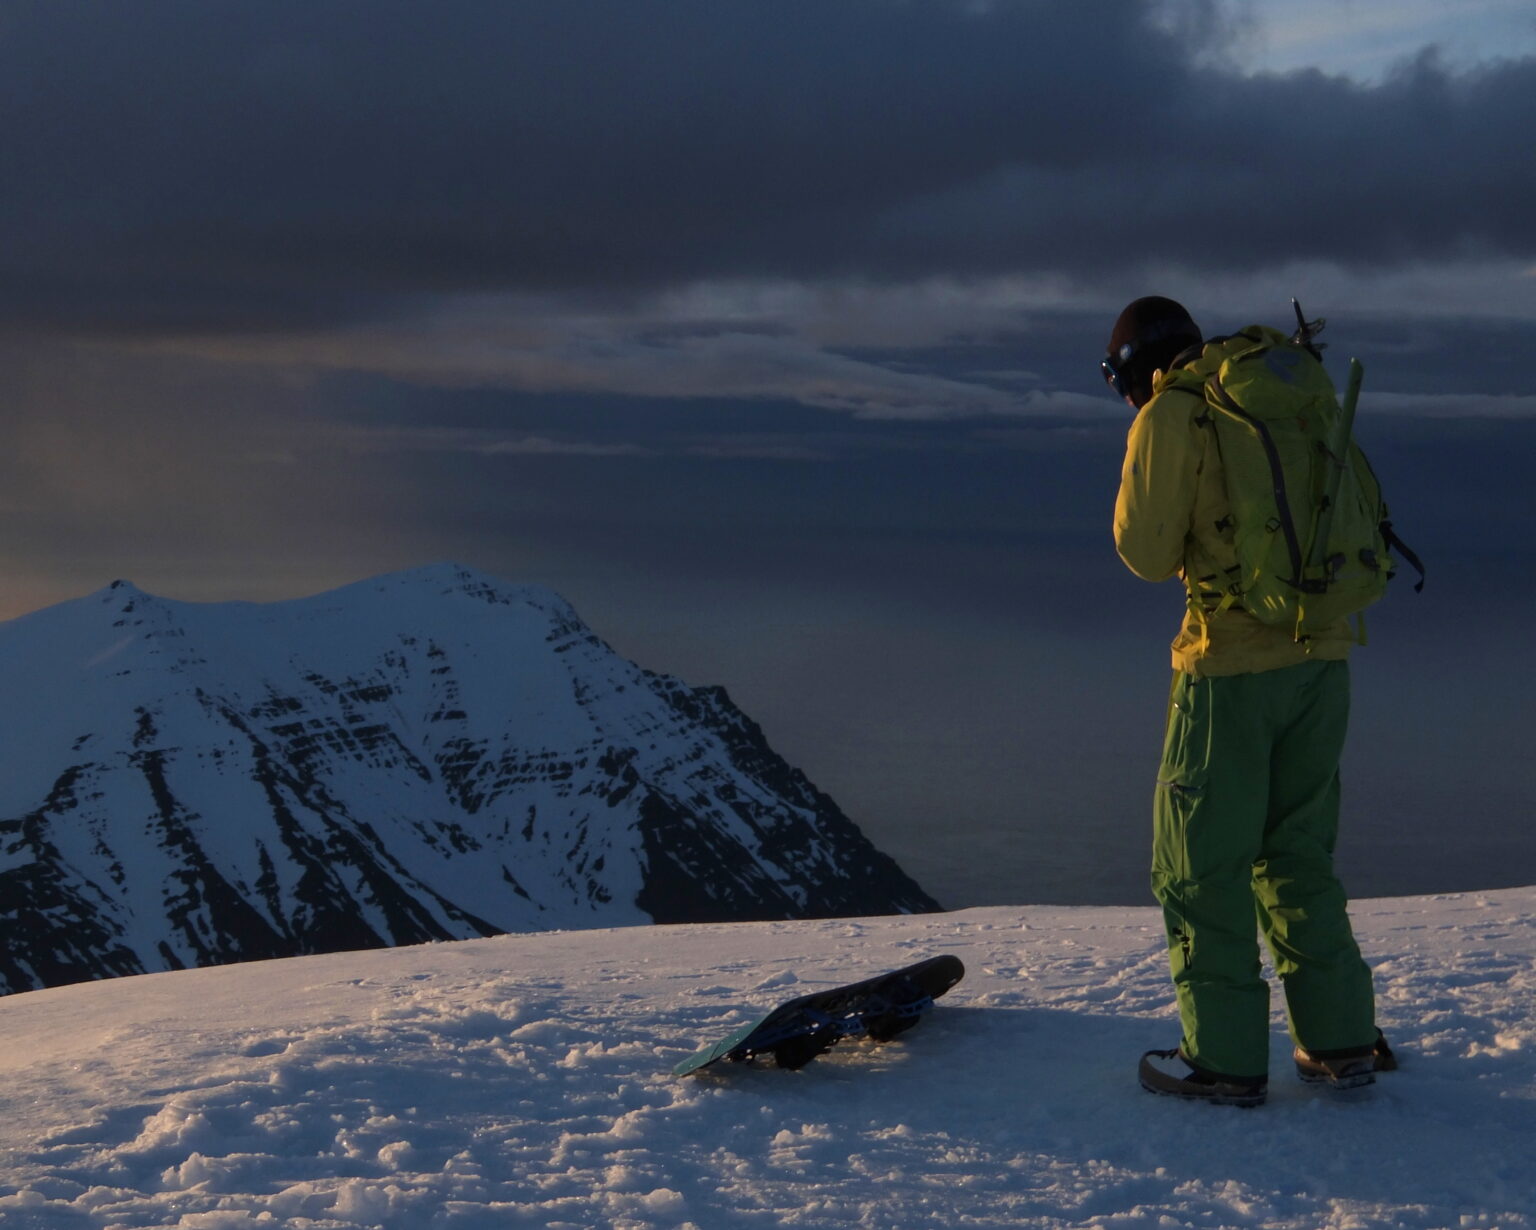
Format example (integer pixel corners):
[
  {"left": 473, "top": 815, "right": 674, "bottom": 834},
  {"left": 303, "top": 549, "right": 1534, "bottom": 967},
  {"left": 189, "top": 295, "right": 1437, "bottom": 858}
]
[{"left": 4, "top": 1, "right": 1534, "bottom": 906}]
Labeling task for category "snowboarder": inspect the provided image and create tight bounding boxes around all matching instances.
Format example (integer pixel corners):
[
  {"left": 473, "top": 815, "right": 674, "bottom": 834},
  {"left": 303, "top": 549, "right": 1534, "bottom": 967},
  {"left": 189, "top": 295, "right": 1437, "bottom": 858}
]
[{"left": 1103, "top": 296, "right": 1396, "bottom": 1107}]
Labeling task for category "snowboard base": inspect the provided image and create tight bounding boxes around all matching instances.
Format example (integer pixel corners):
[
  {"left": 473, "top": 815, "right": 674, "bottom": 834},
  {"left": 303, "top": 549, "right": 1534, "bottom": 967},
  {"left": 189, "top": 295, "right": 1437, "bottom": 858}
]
[{"left": 674, "top": 954, "right": 965, "bottom": 1076}]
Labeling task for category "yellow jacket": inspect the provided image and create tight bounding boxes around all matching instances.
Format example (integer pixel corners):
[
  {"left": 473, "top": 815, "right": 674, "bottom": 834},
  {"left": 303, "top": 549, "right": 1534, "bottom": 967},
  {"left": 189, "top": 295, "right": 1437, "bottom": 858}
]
[{"left": 1113, "top": 330, "right": 1356, "bottom": 677}]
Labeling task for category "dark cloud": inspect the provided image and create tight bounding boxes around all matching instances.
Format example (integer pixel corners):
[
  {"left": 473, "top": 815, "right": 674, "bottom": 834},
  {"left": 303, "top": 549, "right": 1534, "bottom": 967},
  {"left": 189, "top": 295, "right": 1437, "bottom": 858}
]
[
  {"left": 2, "top": 4, "right": 1532, "bottom": 912},
  {"left": 4, "top": 1, "right": 1533, "bottom": 339}
]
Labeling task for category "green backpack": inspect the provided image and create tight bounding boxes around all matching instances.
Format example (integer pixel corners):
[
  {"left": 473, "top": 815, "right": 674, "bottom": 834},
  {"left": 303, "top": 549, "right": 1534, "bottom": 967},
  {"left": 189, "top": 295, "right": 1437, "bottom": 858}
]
[{"left": 1186, "top": 320, "right": 1421, "bottom": 640}]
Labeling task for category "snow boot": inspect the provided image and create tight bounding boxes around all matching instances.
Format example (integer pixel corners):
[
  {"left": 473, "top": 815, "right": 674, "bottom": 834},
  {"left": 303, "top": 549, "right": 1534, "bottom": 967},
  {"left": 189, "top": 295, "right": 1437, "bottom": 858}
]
[
  {"left": 1294, "top": 1029, "right": 1396, "bottom": 1090},
  {"left": 1138, "top": 1046, "right": 1267, "bottom": 1108}
]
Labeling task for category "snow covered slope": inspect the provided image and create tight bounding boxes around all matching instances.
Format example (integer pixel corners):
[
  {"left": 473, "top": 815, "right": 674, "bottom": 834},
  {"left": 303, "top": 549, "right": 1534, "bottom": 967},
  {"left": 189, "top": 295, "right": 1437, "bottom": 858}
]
[
  {"left": 0, "top": 887, "right": 1531, "bottom": 1229},
  {"left": 0, "top": 564, "right": 937, "bottom": 995}
]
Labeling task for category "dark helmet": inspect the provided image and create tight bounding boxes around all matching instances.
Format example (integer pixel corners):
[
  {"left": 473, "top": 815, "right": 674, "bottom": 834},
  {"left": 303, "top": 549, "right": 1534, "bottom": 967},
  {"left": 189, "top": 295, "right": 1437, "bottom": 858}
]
[{"left": 1102, "top": 297, "right": 1202, "bottom": 407}]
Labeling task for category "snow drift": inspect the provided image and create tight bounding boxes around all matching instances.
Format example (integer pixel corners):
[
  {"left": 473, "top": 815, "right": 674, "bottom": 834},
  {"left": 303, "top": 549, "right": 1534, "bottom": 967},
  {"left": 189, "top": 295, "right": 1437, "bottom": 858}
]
[{"left": 0, "top": 887, "right": 1531, "bottom": 1229}]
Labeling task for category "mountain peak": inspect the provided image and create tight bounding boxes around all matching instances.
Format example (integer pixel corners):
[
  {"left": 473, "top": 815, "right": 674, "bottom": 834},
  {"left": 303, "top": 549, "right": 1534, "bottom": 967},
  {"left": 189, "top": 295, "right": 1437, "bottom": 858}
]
[
  {"left": 0, "top": 568, "right": 938, "bottom": 996},
  {"left": 88, "top": 562, "right": 559, "bottom": 614},
  {"left": 99, "top": 577, "right": 154, "bottom": 608},
  {"left": 348, "top": 561, "right": 574, "bottom": 615}
]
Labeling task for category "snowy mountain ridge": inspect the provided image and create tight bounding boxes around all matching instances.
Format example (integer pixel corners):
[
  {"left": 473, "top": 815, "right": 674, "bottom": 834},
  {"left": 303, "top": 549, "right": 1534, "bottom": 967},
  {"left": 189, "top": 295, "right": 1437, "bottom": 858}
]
[{"left": 0, "top": 564, "right": 937, "bottom": 995}]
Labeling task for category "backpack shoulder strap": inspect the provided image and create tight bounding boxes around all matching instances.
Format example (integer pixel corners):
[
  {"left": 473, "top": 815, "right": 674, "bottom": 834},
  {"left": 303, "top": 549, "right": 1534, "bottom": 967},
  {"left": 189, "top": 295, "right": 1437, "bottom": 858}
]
[
  {"left": 1381, "top": 521, "right": 1427, "bottom": 592},
  {"left": 1151, "top": 367, "right": 1210, "bottom": 417}
]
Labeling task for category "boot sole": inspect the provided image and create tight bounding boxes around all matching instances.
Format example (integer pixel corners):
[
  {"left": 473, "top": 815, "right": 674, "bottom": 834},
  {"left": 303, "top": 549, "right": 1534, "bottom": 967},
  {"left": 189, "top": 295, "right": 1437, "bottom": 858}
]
[
  {"left": 1142, "top": 1056, "right": 1271, "bottom": 1105},
  {"left": 1140, "top": 1081, "right": 1266, "bottom": 1108},
  {"left": 1296, "top": 1065, "right": 1376, "bottom": 1091}
]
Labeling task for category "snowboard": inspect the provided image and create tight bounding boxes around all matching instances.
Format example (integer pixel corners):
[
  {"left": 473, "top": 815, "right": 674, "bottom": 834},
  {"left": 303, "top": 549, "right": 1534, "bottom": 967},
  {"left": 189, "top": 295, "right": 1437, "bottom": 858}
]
[{"left": 673, "top": 954, "right": 965, "bottom": 1075}]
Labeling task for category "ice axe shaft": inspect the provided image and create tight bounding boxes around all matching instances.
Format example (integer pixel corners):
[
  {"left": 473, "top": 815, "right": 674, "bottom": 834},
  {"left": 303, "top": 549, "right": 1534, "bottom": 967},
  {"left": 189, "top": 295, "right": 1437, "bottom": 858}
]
[{"left": 1308, "top": 357, "right": 1364, "bottom": 571}]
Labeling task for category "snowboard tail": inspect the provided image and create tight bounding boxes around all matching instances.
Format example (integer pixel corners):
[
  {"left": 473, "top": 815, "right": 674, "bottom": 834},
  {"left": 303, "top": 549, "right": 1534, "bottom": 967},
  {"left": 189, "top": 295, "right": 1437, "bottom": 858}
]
[{"left": 674, "top": 954, "right": 964, "bottom": 1076}]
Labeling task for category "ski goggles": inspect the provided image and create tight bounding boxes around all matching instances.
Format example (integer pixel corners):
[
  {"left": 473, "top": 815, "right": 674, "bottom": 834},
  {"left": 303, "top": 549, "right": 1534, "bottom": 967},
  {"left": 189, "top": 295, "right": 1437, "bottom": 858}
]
[{"left": 1100, "top": 347, "right": 1134, "bottom": 399}]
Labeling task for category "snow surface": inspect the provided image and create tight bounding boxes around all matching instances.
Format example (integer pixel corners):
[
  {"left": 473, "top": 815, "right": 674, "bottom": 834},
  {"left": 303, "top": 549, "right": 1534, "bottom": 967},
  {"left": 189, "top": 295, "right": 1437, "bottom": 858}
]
[{"left": 1, "top": 887, "right": 1532, "bottom": 1230}]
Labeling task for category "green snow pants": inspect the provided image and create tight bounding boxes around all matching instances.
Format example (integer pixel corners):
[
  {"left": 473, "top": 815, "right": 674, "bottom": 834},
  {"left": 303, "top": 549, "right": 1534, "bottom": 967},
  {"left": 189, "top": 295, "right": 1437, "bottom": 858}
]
[{"left": 1151, "top": 658, "right": 1376, "bottom": 1079}]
